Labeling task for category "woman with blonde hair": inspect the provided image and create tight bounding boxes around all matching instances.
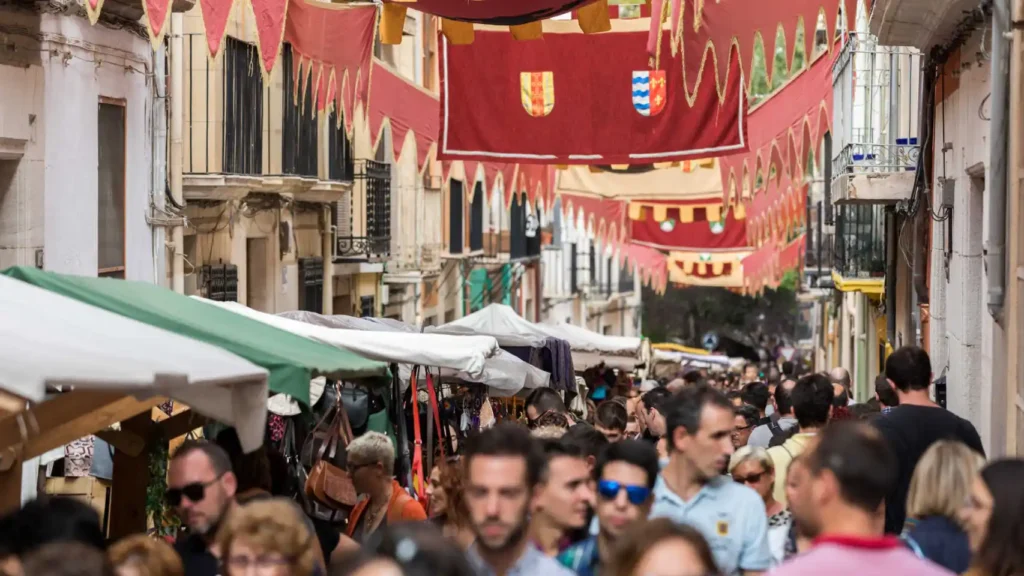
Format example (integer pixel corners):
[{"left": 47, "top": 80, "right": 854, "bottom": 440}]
[
  {"left": 729, "top": 446, "right": 791, "bottom": 565},
  {"left": 216, "top": 498, "right": 319, "bottom": 576},
  {"left": 902, "top": 440, "right": 985, "bottom": 573},
  {"left": 108, "top": 535, "right": 183, "bottom": 576}
]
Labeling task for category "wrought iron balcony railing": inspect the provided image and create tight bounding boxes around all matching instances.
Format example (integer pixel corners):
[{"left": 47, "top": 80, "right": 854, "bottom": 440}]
[
  {"left": 335, "top": 159, "right": 391, "bottom": 260},
  {"left": 833, "top": 204, "right": 886, "bottom": 279},
  {"left": 831, "top": 141, "right": 920, "bottom": 178}
]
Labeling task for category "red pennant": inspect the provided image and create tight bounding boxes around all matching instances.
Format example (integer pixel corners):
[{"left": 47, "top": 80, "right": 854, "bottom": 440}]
[
  {"left": 141, "top": 0, "right": 173, "bottom": 48},
  {"left": 199, "top": 0, "right": 235, "bottom": 59},
  {"left": 250, "top": 0, "right": 288, "bottom": 74}
]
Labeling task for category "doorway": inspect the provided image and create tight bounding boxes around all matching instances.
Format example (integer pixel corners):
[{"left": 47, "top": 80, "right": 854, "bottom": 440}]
[{"left": 247, "top": 238, "right": 271, "bottom": 311}]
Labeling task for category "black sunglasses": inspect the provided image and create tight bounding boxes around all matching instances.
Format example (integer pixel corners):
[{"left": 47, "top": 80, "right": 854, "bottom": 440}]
[
  {"left": 166, "top": 474, "right": 224, "bottom": 506},
  {"left": 733, "top": 471, "right": 766, "bottom": 484}
]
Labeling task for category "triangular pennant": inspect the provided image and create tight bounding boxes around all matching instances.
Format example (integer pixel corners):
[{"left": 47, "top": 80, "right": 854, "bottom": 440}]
[
  {"left": 250, "top": 0, "right": 289, "bottom": 75},
  {"left": 141, "top": 0, "right": 173, "bottom": 49},
  {"left": 199, "top": 0, "right": 236, "bottom": 59}
]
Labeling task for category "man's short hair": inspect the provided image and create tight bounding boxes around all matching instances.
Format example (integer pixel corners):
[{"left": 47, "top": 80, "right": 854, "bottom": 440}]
[
  {"left": 563, "top": 423, "right": 610, "bottom": 460},
  {"left": 805, "top": 421, "right": 897, "bottom": 513},
  {"left": 525, "top": 388, "right": 567, "bottom": 415},
  {"left": 885, "top": 346, "right": 932, "bottom": 392},
  {"left": 774, "top": 380, "right": 796, "bottom": 415},
  {"left": 741, "top": 382, "right": 770, "bottom": 412},
  {"left": 829, "top": 367, "right": 852, "bottom": 389},
  {"left": 663, "top": 385, "right": 734, "bottom": 442},
  {"left": 464, "top": 423, "right": 544, "bottom": 488},
  {"left": 735, "top": 405, "right": 760, "bottom": 428},
  {"left": 874, "top": 374, "right": 900, "bottom": 407},
  {"left": 782, "top": 361, "right": 795, "bottom": 377},
  {"left": 790, "top": 374, "right": 834, "bottom": 429},
  {"left": 594, "top": 439, "right": 660, "bottom": 490},
  {"left": 640, "top": 386, "right": 672, "bottom": 415},
  {"left": 595, "top": 401, "right": 628, "bottom": 432},
  {"left": 172, "top": 439, "right": 234, "bottom": 476},
  {"left": 0, "top": 497, "right": 106, "bottom": 556}
]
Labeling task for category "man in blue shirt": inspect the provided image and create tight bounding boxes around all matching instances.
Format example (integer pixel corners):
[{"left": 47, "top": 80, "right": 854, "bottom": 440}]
[
  {"left": 650, "top": 385, "right": 773, "bottom": 575},
  {"left": 558, "top": 439, "right": 660, "bottom": 575}
]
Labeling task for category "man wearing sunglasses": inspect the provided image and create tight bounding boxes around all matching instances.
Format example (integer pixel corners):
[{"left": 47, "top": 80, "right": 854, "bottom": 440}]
[
  {"left": 558, "top": 439, "right": 660, "bottom": 576},
  {"left": 169, "top": 440, "right": 239, "bottom": 576}
]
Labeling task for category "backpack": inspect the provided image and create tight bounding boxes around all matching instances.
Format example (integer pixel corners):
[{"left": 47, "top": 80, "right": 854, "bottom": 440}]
[{"left": 768, "top": 421, "right": 799, "bottom": 447}]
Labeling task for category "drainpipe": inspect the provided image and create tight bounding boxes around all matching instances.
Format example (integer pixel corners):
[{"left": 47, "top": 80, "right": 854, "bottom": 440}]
[
  {"left": 322, "top": 205, "right": 334, "bottom": 314},
  {"left": 152, "top": 42, "right": 167, "bottom": 286},
  {"left": 987, "top": 0, "right": 1010, "bottom": 320},
  {"left": 885, "top": 207, "right": 897, "bottom": 345},
  {"left": 169, "top": 13, "right": 185, "bottom": 294}
]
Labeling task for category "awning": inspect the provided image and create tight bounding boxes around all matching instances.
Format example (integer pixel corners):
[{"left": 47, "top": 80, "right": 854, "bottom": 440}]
[
  {"left": 2, "top": 267, "right": 388, "bottom": 407},
  {"left": 0, "top": 275, "right": 270, "bottom": 451},
  {"left": 201, "top": 300, "right": 499, "bottom": 378},
  {"left": 427, "top": 304, "right": 553, "bottom": 348},
  {"left": 278, "top": 310, "right": 550, "bottom": 395}
]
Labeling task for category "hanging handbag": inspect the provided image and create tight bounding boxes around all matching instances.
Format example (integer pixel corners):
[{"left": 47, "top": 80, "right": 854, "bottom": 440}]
[
  {"left": 340, "top": 383, "right": 371, "bottom": 432},
  {"left": 303, "top": 389, "right": 359, "bottom": 508}
]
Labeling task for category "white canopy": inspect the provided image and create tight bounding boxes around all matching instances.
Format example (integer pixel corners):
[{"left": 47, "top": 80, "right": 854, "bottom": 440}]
[
  {"left": 542, "top": 321, "right": 642, "bottom": 356},
  {"left": 280, "top": 310, "right": 550, "bottom": 396},
  {"left": 425, "top": 304, "right": 552, "bottom": 347},
  {"left": 0, "top": 276, "right": 269, "bottom": 451},
  {"left": 200, "top": 300, "right": 500, "bottom": 378},
  {"left": 652, "top": 348, "right": 732, "bottom": 367}
]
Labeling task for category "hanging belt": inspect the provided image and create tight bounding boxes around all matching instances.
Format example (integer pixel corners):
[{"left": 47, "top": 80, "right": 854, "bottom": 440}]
[
  {"left": 425, "top": 370, "right": 445, "bottom": 473},
  {"left": 410, "top": 366, "right": 425, "bottom": 503}
]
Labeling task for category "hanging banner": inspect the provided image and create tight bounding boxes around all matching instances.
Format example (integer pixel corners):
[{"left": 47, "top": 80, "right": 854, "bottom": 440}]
[
  {"left": 439, "top": 30, "right": 747, "bottom": 165},
  {"left": 667, "top": 249, "right": 749, "bottom": 288},
  {"left": 285, "top": 0, "right": 377, "bottom": 133},
  {"left": 720, "top": 46, "right": 836, "bottom": 206},
  {"left": 630, "top": 200, "right": 747, "bottom": 251},
  {"left": 650, "top": 0, "right": 858, "bottom": 101},
  {"left": 369, "top": 59, "right": 440, "bottom": 173}
]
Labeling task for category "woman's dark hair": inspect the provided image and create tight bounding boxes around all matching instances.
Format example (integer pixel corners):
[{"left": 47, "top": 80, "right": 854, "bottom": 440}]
[
  {"left": 973, "top": 459, "right": 1024, "bottom": 576},
  {"left": 594, "top": 401, "right": 628, "bottom": 432},
  {"left": 216, "top": 427, "right": 272, "bottom": 494},
  {"left": 607, "top": 518, "right": 721, "bottom": 576},
  {"left": 332, "top": 523, "right": 475, "bottom": 576},
  {"left": 21, "top": 542, "right": 114, "bottom": 576}
]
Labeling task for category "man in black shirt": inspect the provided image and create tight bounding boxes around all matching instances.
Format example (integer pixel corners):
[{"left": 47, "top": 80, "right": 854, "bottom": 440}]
[
  {"left": 874, "top": 346, "right": 985, "bottom": 534},
  {"left": 169, "top": 440, "right": 239, "bottom": 575}
]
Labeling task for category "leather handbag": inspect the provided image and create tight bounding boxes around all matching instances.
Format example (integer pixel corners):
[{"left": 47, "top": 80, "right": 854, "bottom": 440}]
[
  {"left": 340, "top": 384, "right": 370, "bottom": 431},
  {"left": 304, "top": 389, "right": 359, "bottom": 508}
]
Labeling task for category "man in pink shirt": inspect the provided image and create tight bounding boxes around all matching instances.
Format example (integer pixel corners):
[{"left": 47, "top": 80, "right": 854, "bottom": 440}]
[{"left": 770, "top": 421, "right": 953, "bottom": 575}]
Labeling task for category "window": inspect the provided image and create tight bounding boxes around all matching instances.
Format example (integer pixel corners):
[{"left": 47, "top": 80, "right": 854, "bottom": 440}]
[
  {"left": 469, "top": 182, "right": 484, "bottom": 252},
  {"left": 298, "top": 258, "right": 324, "bottom": 312},
  {"left": 449, "top": 180, "right": 464, "bottom": 254},
  {"left": 282, "top": 45, "right": 318, "bottom": 177},
  {"left": 360, "top": 295, "right": 375, "bottom": 318},
  {"left": 98, "top": 100, "right": 126, "bottom": 279},
  {"left": 223, "top": 38, "right": 263, "bottom": 175}
]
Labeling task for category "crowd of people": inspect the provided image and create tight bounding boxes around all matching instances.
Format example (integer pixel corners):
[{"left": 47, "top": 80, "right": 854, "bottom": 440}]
[{"left": 3, "top": 345, "right": 1021, "bottom": 576}]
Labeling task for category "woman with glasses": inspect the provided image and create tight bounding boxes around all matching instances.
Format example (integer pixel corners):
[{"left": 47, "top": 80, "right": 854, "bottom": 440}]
[
  {"left": 728, "top": 446, "right": 790, "bottom": 566},
  {"left": 345, "top": 432, "right": 427, "bottom": 543},
  {"left": 216, "top": 499, "right": 318, "bottom": 576}
]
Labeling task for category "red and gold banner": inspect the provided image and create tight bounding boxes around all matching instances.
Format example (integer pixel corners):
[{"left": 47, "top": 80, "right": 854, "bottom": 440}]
[
  {"left": 630, "top": 199, "right": 747, "bottom": 251},
  {"left": 720, "top": 46, "right": 835, "bottom": 206},
  {"left": 650, "top": 0, "right": 858, "bottom": 100},
  {"left": 285, "top": 0, "right": 377, "bottom": 134},
  {"left": 439, "top": 30, "right": 747, "bottom": 165},
  {"left": 369, "top": 59, "right": 440, "bottom": 173},
  {"left": 557, "top": 192, "right": 628, "bottom": 247},
  {"left": 746, "top": 171, "right": 807, "bottom": 246},
  {"left": 741, "top": 234, "right": 805, "bottom": 294},
  {"left": 667, "top": 249, "right": 749, "bottom": 288}
]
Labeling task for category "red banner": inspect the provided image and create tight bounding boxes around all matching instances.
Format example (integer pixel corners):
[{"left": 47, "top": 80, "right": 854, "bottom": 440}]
[
  {"left": 369, "top": 60, "right": 440, "bottom": 173},
  {"left": 285, "top": 0, "right": 377, "bottom": 133},
  {"left": 439, "top": 30, "right": 747, "bottom": 165},
  {"left": 720, "top": 46, "right": 835, "bottom": 206},
  {"left": 630, "top": 200, "right": 747, "bottom": 251},
  {"left": 385, "top": 0, "right": 599, "bottom": 23}
]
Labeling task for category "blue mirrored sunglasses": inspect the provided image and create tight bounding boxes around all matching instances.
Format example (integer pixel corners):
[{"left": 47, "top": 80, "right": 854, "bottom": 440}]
[{"left": 597, "top": 480, "right": 651, "bottom": 505}]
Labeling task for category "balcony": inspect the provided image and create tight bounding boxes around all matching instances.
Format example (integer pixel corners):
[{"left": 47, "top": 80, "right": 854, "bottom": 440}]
[
  {"left": 832, "top": 204, "right": 886, "bottom": 294},
  {"left": 182, "top": 36, "right": 352, "bottom": 204},
  {"left": 870, "top": 0, "right": 979, "bottom": 51},
  {"left": 334, "top": 159, "right": 391, "bottom": 261},
  {"left": 183, "top": 35, "right": 265, "bottom": 201},
  {"left": 831, "top": 34, "right": 922, "bottom": 206}
]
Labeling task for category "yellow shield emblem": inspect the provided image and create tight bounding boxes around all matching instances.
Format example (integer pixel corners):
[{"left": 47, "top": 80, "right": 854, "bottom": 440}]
[
  {"left": 520, "top": 71, "right": 555, "bottom": 117},
  {"left": 716, "top": 520, "right": 729, "bottom": 536}
]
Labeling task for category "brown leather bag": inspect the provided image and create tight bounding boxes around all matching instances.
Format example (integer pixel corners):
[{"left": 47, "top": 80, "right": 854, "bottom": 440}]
[{"left": 304, "top": 389, "right": 359, "bottom": 508}]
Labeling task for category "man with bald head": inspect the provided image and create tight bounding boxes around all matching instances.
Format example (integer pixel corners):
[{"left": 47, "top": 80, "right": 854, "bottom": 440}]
[{"left": 829, "top": 367, "right": 855, "bottom": 405}]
